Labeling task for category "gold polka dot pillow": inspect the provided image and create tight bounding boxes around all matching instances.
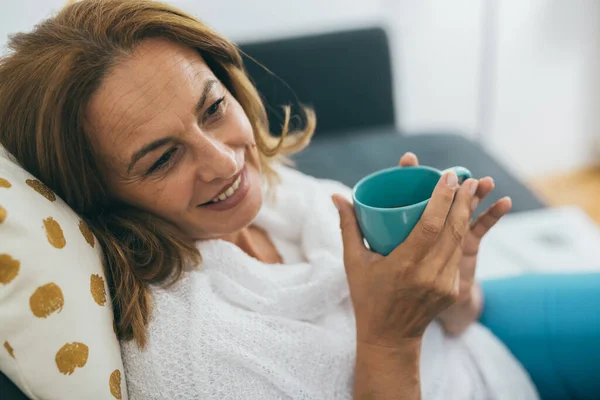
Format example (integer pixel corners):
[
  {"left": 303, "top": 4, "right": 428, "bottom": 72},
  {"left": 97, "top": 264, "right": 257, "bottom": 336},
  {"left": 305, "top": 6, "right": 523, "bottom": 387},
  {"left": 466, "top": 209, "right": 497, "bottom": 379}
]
[{"left": 0, "top": 148, "right": 127, "bottom": 400}]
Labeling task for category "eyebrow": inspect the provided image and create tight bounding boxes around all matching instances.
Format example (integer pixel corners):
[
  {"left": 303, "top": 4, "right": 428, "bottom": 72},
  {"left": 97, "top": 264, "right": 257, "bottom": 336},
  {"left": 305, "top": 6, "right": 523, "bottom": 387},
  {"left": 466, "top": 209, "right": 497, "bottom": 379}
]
[
  {"left": 127, "top": 136, "right": 175, "bottom": 174},
  {"left": 195, "top": 79, "right": 219, "bottom": 114}
]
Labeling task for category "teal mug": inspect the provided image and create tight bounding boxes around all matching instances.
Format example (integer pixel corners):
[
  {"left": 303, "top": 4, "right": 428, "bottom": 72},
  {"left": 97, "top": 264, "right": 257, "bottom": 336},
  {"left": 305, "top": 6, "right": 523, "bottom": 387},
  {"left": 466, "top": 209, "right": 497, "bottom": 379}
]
[{"left": 352, "top": 165, "right": 472, "bottom": 256}]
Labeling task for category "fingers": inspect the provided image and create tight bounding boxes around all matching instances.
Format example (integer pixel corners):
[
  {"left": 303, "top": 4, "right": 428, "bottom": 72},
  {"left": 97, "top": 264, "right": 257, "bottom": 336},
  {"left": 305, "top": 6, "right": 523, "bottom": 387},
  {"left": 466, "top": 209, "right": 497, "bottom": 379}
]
[
  {"left": 332, "top": 194, "right": 368, "bottom": 268},
  {"left": 475, "top": 177, "right": 494, "bottom": 200},
  {"left": 462, "top": 196, "right": 511, "bottom": 255},
  {"left": 393, "top": 171, "right": 459, "bottom": 261},
  {"left": 399, "top": 152, "right": 419, "bottom": 167},
  {"left": 469, "top": 177, "right": 493, "bottom": 213},
  {"left": 429, "top": 178, "right": 479, "bottom": 263},
  {"left": 471, "top": 196, "right": 512, "bottom": 238}
]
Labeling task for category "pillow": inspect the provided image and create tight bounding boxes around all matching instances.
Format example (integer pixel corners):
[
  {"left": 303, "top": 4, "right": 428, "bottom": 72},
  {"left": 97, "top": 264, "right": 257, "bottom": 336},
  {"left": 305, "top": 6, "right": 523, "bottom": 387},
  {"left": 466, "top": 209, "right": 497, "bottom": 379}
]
[{"left": 0, "top": 148, "right": 127, "bottom": 400}]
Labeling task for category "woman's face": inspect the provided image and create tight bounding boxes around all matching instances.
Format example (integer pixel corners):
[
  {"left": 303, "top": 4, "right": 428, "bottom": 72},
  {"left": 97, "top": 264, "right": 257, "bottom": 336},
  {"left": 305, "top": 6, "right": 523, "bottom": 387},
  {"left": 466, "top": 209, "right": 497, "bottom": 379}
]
[{"left": 86, "top": 39, "right": 263, "bottom": 240}]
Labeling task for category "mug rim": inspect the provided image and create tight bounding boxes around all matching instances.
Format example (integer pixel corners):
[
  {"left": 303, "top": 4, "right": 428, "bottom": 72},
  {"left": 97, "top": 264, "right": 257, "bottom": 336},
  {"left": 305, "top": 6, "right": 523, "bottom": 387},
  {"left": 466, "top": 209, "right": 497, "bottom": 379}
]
[{"left": 352, "top": 165, "right": 441, "bottom": 212}]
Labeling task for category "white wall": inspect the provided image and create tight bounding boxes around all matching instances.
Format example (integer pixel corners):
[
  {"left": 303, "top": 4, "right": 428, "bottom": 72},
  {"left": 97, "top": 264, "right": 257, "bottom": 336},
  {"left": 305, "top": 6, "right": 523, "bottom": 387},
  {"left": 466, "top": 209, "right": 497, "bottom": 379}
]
[
  {"left": 0, "top": 0, "right": 384, "bottom": 57},
  {"left": 0, "top": 0, "right": 66, "bottom": 52},
  {"left": 384, "top": 0, "right": 484, "bottom": 140},
  {"left": 2, "top": 0, "right": 599, "bottom": 178},
  {"left": 489, "top": 0, "right": 600, "bottom": 177},
  {"left": 171, "top": 0, "right": 383, "bottom": 42},
  {"left": 386, "top": 0, "right": 600, "bottom": 178}
]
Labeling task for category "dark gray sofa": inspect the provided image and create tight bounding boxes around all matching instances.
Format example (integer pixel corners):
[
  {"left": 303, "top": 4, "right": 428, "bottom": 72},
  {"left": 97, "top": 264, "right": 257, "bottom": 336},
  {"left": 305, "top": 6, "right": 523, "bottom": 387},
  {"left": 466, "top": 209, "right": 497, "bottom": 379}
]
[{"left": 240, "top": 27, "right": 545, "bottom": 214}]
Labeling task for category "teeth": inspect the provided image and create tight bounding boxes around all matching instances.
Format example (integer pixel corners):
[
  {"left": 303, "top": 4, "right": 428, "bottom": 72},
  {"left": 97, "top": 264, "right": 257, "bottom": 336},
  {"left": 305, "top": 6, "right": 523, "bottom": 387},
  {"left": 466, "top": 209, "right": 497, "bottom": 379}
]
[{"left": 210, "top": 175, "right": 242, "bottom": 203}]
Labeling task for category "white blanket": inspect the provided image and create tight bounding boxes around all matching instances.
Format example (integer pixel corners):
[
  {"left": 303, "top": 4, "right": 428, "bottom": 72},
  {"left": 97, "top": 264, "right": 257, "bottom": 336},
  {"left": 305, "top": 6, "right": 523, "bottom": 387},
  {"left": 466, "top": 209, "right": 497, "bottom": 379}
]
[{"left": 121, "top": 165, "right": 539, "bottom": 400}]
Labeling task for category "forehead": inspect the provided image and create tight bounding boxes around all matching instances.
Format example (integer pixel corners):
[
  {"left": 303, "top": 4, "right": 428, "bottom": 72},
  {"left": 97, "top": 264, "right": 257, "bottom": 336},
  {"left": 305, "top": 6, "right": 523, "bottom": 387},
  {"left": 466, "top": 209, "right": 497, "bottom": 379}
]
[{"left": 85, "top": 39, "right": 215, "bottom": 164}]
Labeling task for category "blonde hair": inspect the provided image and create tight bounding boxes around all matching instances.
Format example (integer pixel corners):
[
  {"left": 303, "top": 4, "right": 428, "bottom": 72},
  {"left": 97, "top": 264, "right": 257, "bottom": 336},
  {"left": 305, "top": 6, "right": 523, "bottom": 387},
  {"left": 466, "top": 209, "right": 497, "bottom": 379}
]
[{"left": 0, "top": 0, "right": 315, "bottom": 347}]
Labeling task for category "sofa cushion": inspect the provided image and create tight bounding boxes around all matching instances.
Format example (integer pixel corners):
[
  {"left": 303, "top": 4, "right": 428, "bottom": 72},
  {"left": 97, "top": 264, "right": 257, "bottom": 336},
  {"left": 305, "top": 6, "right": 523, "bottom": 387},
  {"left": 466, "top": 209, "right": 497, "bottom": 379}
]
[{"left": 0, "top": 148, "right": 127, "bottom": 399}]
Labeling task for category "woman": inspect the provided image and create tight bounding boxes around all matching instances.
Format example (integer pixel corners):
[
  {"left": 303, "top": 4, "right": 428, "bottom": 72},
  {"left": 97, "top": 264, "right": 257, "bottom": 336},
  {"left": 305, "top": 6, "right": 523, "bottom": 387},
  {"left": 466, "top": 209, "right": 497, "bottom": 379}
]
[{"left": 0, "top": 0, "right": 540, "bottom": 398}]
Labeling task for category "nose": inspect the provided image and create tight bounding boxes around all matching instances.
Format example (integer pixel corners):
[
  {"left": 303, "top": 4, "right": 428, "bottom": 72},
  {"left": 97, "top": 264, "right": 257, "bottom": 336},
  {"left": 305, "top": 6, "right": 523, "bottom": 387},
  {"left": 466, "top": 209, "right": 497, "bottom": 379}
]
[{"left": 193, "top": 136, "right": 239, "bottom": 182}]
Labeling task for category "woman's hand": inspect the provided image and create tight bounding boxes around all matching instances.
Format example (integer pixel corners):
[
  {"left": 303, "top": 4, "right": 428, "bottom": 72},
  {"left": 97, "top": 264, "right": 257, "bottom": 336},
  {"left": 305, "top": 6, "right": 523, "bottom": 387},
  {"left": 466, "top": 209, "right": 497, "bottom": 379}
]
[
  {"left": 332, "top": 168, "right": 479, "bottom": 348},
  {"left": 398, "top": 152, "right": 512, "bottom": 336}
]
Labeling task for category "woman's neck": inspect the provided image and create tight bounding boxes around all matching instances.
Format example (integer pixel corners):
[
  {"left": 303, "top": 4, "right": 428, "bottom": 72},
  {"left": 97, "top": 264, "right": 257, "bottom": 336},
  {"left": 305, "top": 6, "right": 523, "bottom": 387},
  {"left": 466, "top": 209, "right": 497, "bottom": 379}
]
[{"left": 223, "top": 225, "right": 283, "bottom": 264}]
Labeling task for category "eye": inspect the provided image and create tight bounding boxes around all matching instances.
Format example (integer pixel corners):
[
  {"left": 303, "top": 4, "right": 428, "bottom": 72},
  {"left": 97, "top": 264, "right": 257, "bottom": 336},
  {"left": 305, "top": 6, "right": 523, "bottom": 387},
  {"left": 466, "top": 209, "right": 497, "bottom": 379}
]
[
  {"left": 146, "top": 147, "right": 178, "bottom": 174},
  {"left": 205, "top": 96, "right": 225, "bottom": 119}
]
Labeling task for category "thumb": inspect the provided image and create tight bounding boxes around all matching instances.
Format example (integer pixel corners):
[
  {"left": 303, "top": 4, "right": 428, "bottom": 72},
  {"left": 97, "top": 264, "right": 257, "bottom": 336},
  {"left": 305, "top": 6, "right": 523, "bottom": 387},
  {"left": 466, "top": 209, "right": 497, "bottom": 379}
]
[{"left": 332, "top": 194, "right": 366, "bottom": 266}]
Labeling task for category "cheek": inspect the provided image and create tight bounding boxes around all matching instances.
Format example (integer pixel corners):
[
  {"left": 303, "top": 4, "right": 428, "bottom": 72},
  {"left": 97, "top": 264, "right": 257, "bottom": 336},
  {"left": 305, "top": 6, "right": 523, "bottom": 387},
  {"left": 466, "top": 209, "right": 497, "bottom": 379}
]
[
  {"left": 118, "top": 175, "right": 194, "bottom": 217},
  {"left": 155, "top": 173, "right": 198, "bottom": 211},
  {"left": 152, "top": 182, "right": 186, "bottom": 209},
  {"left": 229, "top": 99, "right": 254, "bottom": 141},
  {"left": 229, "top": 99, "right": 261, "bottom": 171}
]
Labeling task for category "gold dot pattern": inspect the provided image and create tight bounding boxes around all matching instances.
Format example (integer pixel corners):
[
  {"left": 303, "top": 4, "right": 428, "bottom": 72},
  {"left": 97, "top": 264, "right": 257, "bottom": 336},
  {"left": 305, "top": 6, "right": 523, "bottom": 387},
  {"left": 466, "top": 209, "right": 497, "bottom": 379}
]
[
  {"left": 4, "top": 341, "right": 15, "bottom": 359},
  {"left": 44, "top": 217, "right": 66, "bottom": 249},
  {"left": 109, "top": 369, "right": 122, "bottom": 399},
  {"left": 0, "top": 178, "right": 11, "bottom": 188},
  {"left": 30, "top": 283, "right": 64, "bottom": 318},
  {"left": 90, "top": 274, "right": 107, "bottom": 306},
  {"left": 55, "top": 342, "right": 88, "bottom": 375},
  {"left": 25, "top": 179, "right": 56, "bottom": 202},
  {"left": 0, "top": 254, "right": 20, "bottom": 285},
  {"left": 79, "top": 220, "right": 95, "bottom": 248},
  {"left": 2, "top": 169, "right": 124, "bottom": 394}
]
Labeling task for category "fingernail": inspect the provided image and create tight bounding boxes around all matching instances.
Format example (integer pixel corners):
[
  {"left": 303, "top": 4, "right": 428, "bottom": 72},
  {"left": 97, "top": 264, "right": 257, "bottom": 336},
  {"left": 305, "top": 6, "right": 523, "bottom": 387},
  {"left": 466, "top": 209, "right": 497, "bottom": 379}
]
[
  {"left": 446, "top": 172, "right": 458, "bottom": 188},
  {"left": 471, "top": 197, "right": 480, "bottom": 211},
  {"left": 469, "top": 179, "right": 479, "bottom": 195},
  {"left": 331, "top": 196, "right": 340, "bottom": 211}
]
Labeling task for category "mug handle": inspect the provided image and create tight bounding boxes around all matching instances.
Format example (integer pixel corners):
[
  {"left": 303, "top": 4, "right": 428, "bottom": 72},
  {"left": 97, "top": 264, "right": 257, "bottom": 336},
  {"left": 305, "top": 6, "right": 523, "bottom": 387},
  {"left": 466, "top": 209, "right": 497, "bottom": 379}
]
[{"left": 443, "top": 166, "right": 472, "bottom": 184}]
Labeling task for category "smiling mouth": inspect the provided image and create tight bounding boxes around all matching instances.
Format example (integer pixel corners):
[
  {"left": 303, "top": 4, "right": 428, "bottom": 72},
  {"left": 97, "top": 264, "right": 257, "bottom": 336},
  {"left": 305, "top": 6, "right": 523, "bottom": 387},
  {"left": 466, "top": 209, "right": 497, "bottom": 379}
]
[{"left": 198, "top": 168, "right": 244, "bottom": 207}]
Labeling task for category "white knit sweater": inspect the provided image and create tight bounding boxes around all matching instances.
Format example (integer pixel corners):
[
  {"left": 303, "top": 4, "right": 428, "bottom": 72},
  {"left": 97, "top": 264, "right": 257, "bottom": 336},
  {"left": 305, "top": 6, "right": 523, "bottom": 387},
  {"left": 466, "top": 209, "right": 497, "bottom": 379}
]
[{"left": 121, "top": 165, "right": 539, "bottom": 400}]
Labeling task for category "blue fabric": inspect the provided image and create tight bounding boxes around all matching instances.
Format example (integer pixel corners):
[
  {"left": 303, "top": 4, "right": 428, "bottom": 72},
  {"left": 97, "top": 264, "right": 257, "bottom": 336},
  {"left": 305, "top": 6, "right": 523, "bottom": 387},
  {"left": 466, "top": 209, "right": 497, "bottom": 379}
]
[{"left": 480, "top": 274, "right": 600, "bottom": 400}]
